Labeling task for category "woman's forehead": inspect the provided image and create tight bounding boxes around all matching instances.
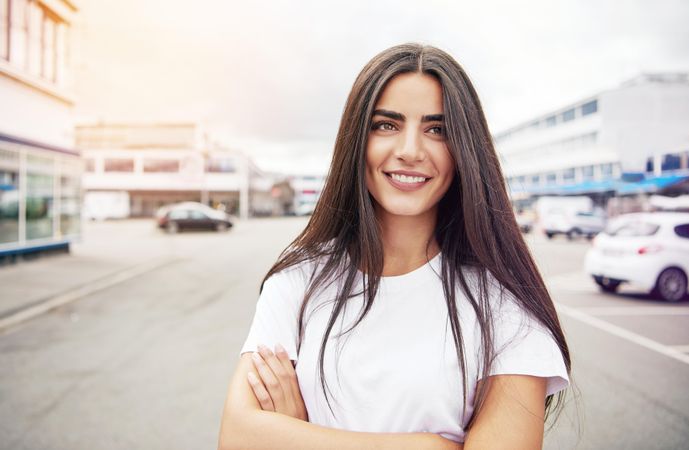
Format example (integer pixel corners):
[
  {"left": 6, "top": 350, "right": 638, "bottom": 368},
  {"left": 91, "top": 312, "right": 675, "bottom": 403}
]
[{"left": 374, "top": 73, "right": 444, "bottom": 117}]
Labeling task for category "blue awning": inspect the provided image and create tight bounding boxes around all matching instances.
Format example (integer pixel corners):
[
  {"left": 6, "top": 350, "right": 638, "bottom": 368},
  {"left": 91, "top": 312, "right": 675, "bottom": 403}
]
[
  {"left": 508, "top": 174, "right": 689, "bottom": 197},
  {"left": 616, "top": 174, "right": 689, "bottom": 194}
]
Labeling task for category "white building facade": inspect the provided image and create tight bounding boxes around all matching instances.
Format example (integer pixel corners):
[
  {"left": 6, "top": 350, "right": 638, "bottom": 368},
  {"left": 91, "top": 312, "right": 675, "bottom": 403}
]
[
  {"left": 0, "top": 0, "right": 80, "bottom": 258},
  {"left": 497, "top": 73, "right": 689, "bottom": 206},
  {"left": 77, "top": 123, "right": 275, "bottom": 220}
]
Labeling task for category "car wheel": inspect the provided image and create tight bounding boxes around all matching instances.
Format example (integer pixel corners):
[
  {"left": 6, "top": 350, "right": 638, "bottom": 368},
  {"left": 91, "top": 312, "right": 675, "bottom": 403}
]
[
  {"left": 653, "top": 268, "right": 688, "bottom": 302},
  {"left": 546, "top": 232, "right": 554, "bottom": 239},
  {"left": 594, "top": 277, "right": 620, "bottom": 293},
  {"left": 166, "top": 222, "right": 179, "bottom": 234},
  {"left": 566, "top": 228, "right": 582, "bottom": 240},
  {"left": 215, "top": 222, "right": 228, "bottom": 232}
]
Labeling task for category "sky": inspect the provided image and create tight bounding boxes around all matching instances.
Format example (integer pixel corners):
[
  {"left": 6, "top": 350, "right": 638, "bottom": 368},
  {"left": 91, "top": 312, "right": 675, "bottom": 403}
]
[{"left": 73, "top": 0, "right": 689, "bottom": 175}]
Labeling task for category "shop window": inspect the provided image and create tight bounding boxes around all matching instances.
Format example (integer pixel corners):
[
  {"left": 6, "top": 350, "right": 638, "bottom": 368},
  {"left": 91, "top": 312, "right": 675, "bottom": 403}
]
[{"left": 0, "top": 167, "right": 19, "bottom": 244}]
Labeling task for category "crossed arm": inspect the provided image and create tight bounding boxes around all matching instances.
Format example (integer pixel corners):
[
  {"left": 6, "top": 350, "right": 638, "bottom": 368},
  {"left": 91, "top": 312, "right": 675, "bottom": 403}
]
[{"left": 216, "top": 345, "right": 547, "bottom": 450}]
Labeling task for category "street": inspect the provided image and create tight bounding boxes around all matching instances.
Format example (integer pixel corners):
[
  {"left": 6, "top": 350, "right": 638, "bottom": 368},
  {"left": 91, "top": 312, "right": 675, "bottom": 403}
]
[{"left": 1, "top": 217, "right": 688, "bottom": 449}]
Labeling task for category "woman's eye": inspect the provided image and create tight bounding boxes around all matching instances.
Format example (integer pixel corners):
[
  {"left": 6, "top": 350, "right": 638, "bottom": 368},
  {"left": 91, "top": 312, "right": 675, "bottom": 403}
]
[
  {"left": 428, "top": 126, "right": 444, "bottom": 135},
  {"left": 372, "top": 121, "right": 396, "bottom": 131}
]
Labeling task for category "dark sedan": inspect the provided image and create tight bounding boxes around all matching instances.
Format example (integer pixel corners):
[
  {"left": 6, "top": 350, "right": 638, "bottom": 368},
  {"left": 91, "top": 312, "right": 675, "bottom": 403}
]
[{"left": 157, "top": 208, "right": 233, "bottom": 233}]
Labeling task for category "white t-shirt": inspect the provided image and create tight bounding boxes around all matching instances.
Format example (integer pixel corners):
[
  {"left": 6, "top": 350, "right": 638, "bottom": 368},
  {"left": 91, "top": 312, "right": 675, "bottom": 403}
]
[{"left": 240, "top": 251, "right": 569, "bottom": 443}]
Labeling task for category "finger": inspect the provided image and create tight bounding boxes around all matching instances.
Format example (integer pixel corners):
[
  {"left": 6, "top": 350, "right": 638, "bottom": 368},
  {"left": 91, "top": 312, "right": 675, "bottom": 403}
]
[
  {"left": 257, "top": 345, "right": 294, "bottom": 403},
  {"left": 274, "top": 344, "right": 301, "bottom": 399},
  {"left": 252, "top": 351, "right": 286, "bottom": 406},
  {"left": 247, "top": 371, "right": 274, "bottom": 411}
]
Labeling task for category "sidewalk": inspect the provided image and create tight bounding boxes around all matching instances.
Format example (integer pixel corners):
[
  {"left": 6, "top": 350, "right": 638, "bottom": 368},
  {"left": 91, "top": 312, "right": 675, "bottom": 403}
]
[{"left": 0, "top": 219, "right": 178, "bottom": 331}]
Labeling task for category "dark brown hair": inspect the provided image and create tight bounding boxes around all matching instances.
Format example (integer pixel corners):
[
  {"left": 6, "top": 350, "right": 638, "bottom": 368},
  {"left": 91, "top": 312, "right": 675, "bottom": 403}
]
[{"left": 261, "top": 43, "right": 571, "bottom": 430}]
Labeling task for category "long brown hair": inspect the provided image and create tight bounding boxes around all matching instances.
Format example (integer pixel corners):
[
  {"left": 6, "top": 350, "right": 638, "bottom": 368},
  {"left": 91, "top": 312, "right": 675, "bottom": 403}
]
[{"left": 261, "top": 43, "right": 571, "bottom": 430}]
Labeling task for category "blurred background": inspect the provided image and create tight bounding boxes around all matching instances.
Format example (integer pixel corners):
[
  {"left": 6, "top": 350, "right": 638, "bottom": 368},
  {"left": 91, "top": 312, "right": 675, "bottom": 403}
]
[{"left": 1, "top": 0, "right": 688, "bottom": 449}]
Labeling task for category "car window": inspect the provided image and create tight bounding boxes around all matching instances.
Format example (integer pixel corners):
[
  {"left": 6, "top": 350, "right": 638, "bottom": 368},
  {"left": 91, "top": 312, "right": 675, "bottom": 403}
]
[
  {"left": 674, "top": 224, "right": 689, "bottom": 239},
  {"left": 190, "top": 210, "right": 207, "bottom": 220},
  {"left": 606, "top": 221, "right": 659, "bottom": 237},
  {"left": 169, "top": 209, "right": 190, "bottom": 220}
]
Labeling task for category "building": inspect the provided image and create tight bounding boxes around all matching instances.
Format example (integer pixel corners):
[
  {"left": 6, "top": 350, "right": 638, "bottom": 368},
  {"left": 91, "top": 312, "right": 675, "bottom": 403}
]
[
  {"left": 289, "top": 174, "right": 325, "bottom": 216},
  {"left": 0, "top": 0, "right": 80, "bottom": 258},
  {"left": 497, "top": 73, "right": 689, "bottom": 210},
  {"left": 76, "top": 122, "right": 276, "bottom": 219}
]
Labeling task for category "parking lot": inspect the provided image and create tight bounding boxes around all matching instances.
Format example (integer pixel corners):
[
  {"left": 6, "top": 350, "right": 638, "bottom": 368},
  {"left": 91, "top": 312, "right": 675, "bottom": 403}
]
[{"left": 0, "top": 218, "right": 688, "bottom": 449}]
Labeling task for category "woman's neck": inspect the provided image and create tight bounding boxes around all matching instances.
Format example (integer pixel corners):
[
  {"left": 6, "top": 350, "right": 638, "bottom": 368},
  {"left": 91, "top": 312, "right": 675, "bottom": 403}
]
[{"left": 374, "top": 204, "right": 440, "bottom": 276}]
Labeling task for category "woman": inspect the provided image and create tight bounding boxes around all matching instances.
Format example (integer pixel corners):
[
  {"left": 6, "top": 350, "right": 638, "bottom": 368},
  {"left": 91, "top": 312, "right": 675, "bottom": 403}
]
[{"left": 218, "top": 43, "right": 571, "bottom": 450}]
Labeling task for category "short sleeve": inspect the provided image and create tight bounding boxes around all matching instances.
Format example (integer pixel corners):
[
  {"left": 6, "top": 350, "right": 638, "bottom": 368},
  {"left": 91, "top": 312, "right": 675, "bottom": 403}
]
[
  {"left": 239, "top": 268, "right": 305, "bottom": 361},
  {"left": 481, "top": 292, "right": 570, "bottom": 397}
]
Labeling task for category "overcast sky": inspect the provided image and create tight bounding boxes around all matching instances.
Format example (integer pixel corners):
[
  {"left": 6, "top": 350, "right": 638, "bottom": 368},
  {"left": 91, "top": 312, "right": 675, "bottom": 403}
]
[{"left": 74, "top": 0, "right": 689, "bottom": 175}]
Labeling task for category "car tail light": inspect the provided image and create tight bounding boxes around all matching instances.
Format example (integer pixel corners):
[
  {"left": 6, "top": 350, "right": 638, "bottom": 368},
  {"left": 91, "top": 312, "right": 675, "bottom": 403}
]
[{"left": 637, "top": 244, "right": 663, "bottom": 255}]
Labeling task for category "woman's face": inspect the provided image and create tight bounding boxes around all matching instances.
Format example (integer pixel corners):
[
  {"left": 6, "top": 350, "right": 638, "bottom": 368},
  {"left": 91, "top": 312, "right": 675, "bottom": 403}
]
[{"left": 365, "top": 72, "right": 455, "bottom": 218}]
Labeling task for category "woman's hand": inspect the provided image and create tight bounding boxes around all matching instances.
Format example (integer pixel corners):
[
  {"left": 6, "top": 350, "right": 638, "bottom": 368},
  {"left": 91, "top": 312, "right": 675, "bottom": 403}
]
[{"left": 247, "top": 343, "right": 309, "bottom": 421}]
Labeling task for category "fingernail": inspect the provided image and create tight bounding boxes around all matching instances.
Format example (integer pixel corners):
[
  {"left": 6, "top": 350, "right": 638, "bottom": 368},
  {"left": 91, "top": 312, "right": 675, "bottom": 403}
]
[
  {"left": 252, "top": 352, "right": 262, "bottom": 364},
  {"left": 275, "top": 343, "right": 287, "bottom": 355},
  {"left": 247, "top": 372, "right": 258, "bottom": 383},
  {"left": 257, "top": 344, "right": 272, "bottom": 355}
]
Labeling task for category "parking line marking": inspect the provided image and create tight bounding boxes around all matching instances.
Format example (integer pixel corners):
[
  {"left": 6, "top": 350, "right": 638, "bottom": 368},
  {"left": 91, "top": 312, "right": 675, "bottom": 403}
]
[
  {"left": 669, "top": 345, "right": 689, "bottom": 353},
  {"left": 577, "top": 306, "right": 689, "bottom": 316},
  {"left": 555, "top": 302, "right": 689, "bottom": 366}
]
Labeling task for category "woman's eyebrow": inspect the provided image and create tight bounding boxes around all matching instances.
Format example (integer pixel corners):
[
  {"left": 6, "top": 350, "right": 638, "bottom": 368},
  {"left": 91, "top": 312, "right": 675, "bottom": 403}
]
[{"left": 372, "top": 109, "right": 444, "bottom": 123}]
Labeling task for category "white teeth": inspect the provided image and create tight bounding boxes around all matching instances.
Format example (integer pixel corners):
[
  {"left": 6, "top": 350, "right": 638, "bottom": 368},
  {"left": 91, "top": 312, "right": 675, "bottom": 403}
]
[{"left": 390, "top": 173, "right": 427, "bottom": 183}]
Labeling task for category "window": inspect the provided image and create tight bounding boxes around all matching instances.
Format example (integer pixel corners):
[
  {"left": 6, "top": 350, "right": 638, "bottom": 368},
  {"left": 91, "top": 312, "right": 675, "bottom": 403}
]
[
  {"left": 582, "top": 165, "right": 594, "bottom": 180},
  {"left": 563, "top": 168, "right": 575, "bottom": 182},
  {"left": 144, "top": 159, "right": 179, "bottom": 173},
  {"left": 581, "top": 100, "right": 598, "bottom": 116},
  {"left": 546, "top": 173, "right": 557, "bottom": 185},
  {"left": 605, "top": 221, "right": 659, "bottom": 237},
  {"left": 661, "top": 154, "right": 681, "bottom": 171},
  {"left": 9, "top": 0, "right": 28, "bottom": 69},
  {"left": 600, "top": 163, "right": 613, "bottom": 177},
  {"left": 645, "top": 157, "right": 654, "bottom": 173},
  {"left": 206, "top": 157, "right": 236, "bottom": 173},
  {"left": 531, "top": 174, "right": 540, "bottom": 185},
  {"left": 189, "top": 210, "right": 207, "bottom": 220},
  {"left": 0, "top": 163, "right": 19, "bottom": 244},
  {"left": 104, "top": 158, "right": 134, "bottom": 172},
  {"left": 545, "top": 116, "right": 557, "bottom": 127},
  {"left": 0, "top": 0, "right": 8, "bottom": 60},
  {"left": 168, "top": 209, "right": 190, "bottom": 220},
  {"left": 41, "top": 10, "right": 56, "bottom": 81},
  {"left": 674, "top": 224, "right": 689, "bottom": 239},
  {"left": 562, "top": 108, "right": 575, "bottom": 122},
  {"left": 85, "top": 158, "right": 95, "bottom": 172},
  {"left": 27, "top": 0, "right": 41, "bottom": 76}
]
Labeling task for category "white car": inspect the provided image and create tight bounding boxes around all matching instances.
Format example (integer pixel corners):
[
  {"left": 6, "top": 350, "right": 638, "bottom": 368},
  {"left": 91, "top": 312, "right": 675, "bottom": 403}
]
[
  {"left": 584, "top": 212, "right": 689, "bottom": 302},
  {"left": 542, "top": 209, "right": 607, "bottom": 240}
]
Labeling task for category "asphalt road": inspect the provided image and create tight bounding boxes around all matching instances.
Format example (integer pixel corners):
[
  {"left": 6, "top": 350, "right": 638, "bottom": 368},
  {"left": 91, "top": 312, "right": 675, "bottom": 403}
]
[{"left": 1, "top": 217, "right": 688, "bottom": 449}]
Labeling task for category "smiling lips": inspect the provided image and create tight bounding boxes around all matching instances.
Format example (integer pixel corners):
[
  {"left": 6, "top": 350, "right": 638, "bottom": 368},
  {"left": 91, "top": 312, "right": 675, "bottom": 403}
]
[{"left": 384, "top": 171, "right": 432, "bottom": 192}]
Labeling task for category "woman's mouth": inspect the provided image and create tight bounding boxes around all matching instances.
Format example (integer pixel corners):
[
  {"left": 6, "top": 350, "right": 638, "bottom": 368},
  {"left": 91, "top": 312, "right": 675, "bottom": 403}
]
[{"left": 384, "top": 172, "right": 431, "bottom": 191}]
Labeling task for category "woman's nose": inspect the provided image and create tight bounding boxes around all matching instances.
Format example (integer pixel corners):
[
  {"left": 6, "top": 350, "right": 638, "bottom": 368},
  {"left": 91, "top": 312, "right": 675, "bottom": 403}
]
[{"left": 395, "top": 128, "right": 425, "bottom": 161}]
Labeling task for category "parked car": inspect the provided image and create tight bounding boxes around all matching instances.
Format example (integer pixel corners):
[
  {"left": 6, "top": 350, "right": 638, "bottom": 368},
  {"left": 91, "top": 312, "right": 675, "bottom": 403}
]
[
  {"left": 584, "top": 212, "right": 689, "bottom": 302},
  {"left": 515, "top": 209, "right": 535, "bottom": 234},
  {"left": 542, "top": 209, "right": 607, "bottom": 240},
  {"left": 157, "top": 202, "right": 234, "bottom": 233}
]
